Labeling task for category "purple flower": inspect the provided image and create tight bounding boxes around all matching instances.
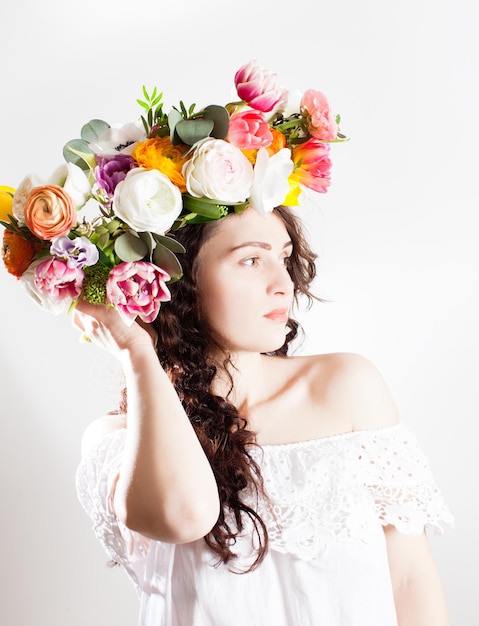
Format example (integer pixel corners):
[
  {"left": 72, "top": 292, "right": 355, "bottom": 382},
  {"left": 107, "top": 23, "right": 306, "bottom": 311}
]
[
  {"left": 95, "top": 154, "right": 135, "bottom": 196},
  {"left": 50, "top": 235, "right": 99, "bottom": 268}
]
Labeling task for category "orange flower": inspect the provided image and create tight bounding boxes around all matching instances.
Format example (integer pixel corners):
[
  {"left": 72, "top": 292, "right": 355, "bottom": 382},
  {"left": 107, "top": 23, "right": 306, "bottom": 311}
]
[
  {"left": 266, "top": 128, "right": 287, "bottom": 156},
  {"left": 132, "top": 137, "right": 189, "bottom": 192},
  {"left": 2, "top": 230, "right": 39, "bottom": 278},
  {"left": 24, "top": 185, "right": 77, "bottom": 240}
]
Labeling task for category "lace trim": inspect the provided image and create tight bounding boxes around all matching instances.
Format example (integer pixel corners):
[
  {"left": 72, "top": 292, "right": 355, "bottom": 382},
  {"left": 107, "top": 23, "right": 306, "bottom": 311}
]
[
  {"left": 76, "top": 430, "right": 149, "bottom": 586},
  {"left": 244, "top": 424, "right": 453, "bottom": 559},
  {"left": 76, "top": 423, "right": 453, "bottom": 564}
]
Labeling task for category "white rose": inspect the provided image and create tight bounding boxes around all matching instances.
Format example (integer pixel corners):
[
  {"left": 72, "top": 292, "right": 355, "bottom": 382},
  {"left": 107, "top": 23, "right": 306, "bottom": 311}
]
[
  {"left": 183, "top": 138, "right": 254, "bottom": 203},
  {"left": 112, "top": 167, "right": 182, "bottom": 234},
  {"left": 20, "top": 260, "right": 73, "bottom": 315},
  {"left": 48, "top": 162, "right": 92, "bottom": 208},
  {"left": 12, "top": 173, "right": 45, "bottom": 221},
  {"left": 249, "top": 148, "right": 294, "bottom": 216}
]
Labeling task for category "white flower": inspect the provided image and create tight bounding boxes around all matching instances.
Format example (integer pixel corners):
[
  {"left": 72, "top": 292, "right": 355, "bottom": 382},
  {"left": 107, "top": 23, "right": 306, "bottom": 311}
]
[
  {"left": 249, "top": 148, "right": 294, "bottom": 216},
  {"left": 279, "top": 88, "right": 303, "bottom": 118},
  {"left": 183, "top": 138, "right": 254, "bottom": 203},
  {"left": 112, "top": 167, "right": 182, "bottom": 234},
  {"left": 89, "top": 121, "right": 146, "bottom": 156},
  {"left": 48, "top": 162, "right": 92, "bottom": 208},
  {"left": 19, "top": 260, "right": 73, "bottom": 315},
  {"left": 12, "top": 173, "right": 45, "bottom": 221}
]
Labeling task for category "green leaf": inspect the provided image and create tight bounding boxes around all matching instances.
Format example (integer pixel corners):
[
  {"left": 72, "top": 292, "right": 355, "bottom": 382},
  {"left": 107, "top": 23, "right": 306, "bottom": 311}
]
[
  {"left": 63, "top": 139, "right": 96, "bottom": 171},
  {"left": 153, "top": 234, "right": 186, "bottom": 254},
  {"left": 114, "top": 231, "right": 149, "bottom": 262},
  {"left": 203, "top": 105, "right": 230, "bottom": 140},
  {"left": 175, "top": 119, "right": 214, "bottom": 146},
  {"left": 168, "top": 108, "right": 184, "bottom": 144},
  {"left": 182, "top": 195, "right": 230, "bottom": 220},
  {"left": 81, "top": 119, "right": 110, "bottom": 143},
  {"left": 137, "top": 231, "right": 156, "bottom": 258},
  {"left": 152, "top": 243, "right": 183, "bottom": 279}
]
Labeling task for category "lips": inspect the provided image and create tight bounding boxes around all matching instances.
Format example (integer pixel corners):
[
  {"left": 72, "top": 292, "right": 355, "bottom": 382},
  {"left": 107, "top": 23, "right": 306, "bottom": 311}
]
[{"left": 263, "top": 308, "right": 289, "bottom": 323}]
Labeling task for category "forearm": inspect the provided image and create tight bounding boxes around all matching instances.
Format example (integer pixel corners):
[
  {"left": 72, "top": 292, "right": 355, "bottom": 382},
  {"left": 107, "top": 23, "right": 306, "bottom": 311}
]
[
  {"left": 115, "top": 342, "right": 220, "bottom": 543},
  {"left": 393, "top": 566, "right": 450, "bottom": 626}
]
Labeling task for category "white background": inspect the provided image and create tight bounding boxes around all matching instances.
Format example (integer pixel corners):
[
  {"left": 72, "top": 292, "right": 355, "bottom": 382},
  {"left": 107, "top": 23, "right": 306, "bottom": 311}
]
[{"left": 0, "top": 0, "right": 477, "bottom": 624}]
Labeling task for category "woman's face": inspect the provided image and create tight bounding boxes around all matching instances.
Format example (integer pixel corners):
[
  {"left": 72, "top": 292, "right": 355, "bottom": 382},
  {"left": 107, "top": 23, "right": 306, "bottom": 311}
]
[{"left": 195, "top": 207, "right": 295, "bottom": 355}]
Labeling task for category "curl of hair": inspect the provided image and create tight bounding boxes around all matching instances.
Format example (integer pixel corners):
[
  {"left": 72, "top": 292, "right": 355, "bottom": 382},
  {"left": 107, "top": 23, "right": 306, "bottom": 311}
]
[{"left": 149, "top": 206, "right": 317, "bottom": 571}]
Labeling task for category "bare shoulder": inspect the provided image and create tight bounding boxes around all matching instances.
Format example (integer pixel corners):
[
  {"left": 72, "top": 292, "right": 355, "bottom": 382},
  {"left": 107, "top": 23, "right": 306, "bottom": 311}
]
[
  {"left": 301, "top": 352, "right": 400, "bottom": 431},
  {"left": 80, "top": 412, "right": 127, "bottom": 459}
]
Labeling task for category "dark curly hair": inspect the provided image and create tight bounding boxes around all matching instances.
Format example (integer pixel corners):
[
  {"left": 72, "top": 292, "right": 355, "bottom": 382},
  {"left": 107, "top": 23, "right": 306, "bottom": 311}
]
[{"left": 147, "top": 205, "right": 318, "bottom": 571}]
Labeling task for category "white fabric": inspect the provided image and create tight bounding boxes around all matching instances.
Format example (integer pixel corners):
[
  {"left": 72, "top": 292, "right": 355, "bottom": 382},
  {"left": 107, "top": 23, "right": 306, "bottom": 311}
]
[{"left": 76, "top": 423, "right": 453, "bottom": 626}]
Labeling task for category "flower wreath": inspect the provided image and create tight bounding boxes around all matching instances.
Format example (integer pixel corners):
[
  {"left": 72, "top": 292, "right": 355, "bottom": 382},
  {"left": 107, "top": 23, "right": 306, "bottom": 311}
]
[{"left": 1, "top": 60, "right": 346, "bottom": 325}]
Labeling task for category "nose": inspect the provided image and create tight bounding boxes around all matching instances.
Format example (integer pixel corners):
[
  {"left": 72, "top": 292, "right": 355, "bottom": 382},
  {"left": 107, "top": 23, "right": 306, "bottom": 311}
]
[{"left": 268, "top": 261, "right": 294, "bottom": 297}]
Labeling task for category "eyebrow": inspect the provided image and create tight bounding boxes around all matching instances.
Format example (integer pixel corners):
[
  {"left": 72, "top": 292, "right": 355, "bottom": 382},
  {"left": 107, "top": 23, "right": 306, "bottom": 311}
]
[{"left": 229, "top": 240, "right": 293, "bottom": 252}]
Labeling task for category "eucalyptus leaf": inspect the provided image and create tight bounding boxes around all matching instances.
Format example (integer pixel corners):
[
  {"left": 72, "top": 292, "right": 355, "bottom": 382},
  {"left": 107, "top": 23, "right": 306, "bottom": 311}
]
[
  {"left": 152, "top": 243, "right": 183, "bottom": 279},
  {"left": 175, "top": 119, "right": 214, "bottom": 146},
  {"left": 168, "top": 108, "right": 184, "bottom": 145},
  {"left": 138, "top": 231, "right": 157, "bottom": 257},
  {"left": 114, "top": 232, "right": 149, "bottom": 262},
  {"left": 203, "top": 105, "right": 230, "bottom": 139},
  {"left": 63, "top": 139, "right": 96, "bottom": 171},
  {"left": 153, "top": 234, "right": 186, "bottom": 254},
  {"left": 98, "top": 232, "right": 110, "bottom": 249},
  {"left": 81, "top": 119, "right": 110, "bottom": 143}
]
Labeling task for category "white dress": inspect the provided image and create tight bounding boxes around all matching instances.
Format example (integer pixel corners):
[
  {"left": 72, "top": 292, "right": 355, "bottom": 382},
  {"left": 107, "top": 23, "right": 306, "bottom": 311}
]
[{"left": 76, "top": 423, "right": 453, "bottom": 626}]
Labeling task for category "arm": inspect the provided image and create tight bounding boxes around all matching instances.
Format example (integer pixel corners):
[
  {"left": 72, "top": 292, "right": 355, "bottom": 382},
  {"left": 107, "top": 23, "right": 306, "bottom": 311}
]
[
  {"left": 384, "top": 526, "right": 450, "bottom": 626},
  {"left": 73, "top": 300, "right": 220, "bottom": 544}
]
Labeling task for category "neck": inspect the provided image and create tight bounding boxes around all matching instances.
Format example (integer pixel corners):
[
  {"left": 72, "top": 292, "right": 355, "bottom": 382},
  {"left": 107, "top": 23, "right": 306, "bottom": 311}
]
[{"left": 209, "top": 351, "right": 267, "bottom": 413}]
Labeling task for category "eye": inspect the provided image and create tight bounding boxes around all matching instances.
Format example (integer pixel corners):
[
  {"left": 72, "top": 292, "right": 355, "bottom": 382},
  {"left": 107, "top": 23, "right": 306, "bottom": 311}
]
[{"left": 241, "top": 256, "right": 259, "bottom": 267}]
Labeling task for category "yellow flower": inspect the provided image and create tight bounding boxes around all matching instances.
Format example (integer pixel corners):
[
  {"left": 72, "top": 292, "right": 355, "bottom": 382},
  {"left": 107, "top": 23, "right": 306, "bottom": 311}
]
[
  {"left": 132, "top": 137, "right": 189, "bottom": 192},
  {"left": 282, "top": 175, "right": 301, "bottom": 206},
  {"left": 0, "top": 186, "right": 16, "bottom": 222}
]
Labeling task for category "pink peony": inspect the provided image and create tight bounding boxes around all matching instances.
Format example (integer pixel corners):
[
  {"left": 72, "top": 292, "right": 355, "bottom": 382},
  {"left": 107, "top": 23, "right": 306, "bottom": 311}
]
[
  {"left": 300, "top": 89, "right": 338, "bottom": 141},
  {"left": 227, "top": 110, "right": 273, "bottom": 150},
  {"left": 34, "top": 257, "right": 84, "bottom": 300},
  {"left": 106, "top": 261, "right": 171, "bottom": 325},
  {"left": 234, "top": 60, "right": 287, "bottom": 113},
  {"left": 291, "top": 139, "right": 332, "bottom": 193}
]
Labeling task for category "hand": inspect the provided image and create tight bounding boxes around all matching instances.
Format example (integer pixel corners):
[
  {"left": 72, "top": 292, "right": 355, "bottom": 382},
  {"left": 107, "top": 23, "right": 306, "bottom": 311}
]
[{"left": 72, "top": 299, "right": 157, "bottom": 357}]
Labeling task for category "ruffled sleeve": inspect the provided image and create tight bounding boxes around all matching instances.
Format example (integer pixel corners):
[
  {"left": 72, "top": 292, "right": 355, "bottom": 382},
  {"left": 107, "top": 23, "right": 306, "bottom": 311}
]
[
  {"left": 357, "top": 424, "right": 454, "bottom": 534},
  {"left": 75, "top": 428, "right": 150, "bottom": 589}
]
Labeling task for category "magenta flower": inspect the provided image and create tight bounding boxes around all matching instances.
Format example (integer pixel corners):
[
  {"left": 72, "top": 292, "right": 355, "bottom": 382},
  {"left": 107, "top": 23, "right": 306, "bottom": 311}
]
[
  {"left": 106, "top": 261, "right": 171, "bottom": 324},
  {"left": 300, "top": 89, "right": 338, "bottom": 142},
  {"left": 95, "top": 154, "right": 135, "bottom": 197},
  {"left": 34, "top": 257, "right": 84, "bottom": 300},
  {"left": 234, "top": 60, "right": 287, "bottom": 113},
  {"left": 227, "top": 110, "right": 273, "bottom": 150},
  {"left": 291, "top": 139, "right": 332, "bottom": 193}
]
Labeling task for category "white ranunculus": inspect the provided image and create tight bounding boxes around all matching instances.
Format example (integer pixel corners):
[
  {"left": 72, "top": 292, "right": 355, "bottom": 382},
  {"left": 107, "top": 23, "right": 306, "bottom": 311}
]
[
  {"left": 12, "top": 173, "right": 45, "bottom": 221},
  {"left": 112, "top": 168, "right": 182, "bottom": 234},
  {"left": 20, "top": 260, "right": 73, "bottom": 315},
  {"left": 49, "top": 162, "right": 92, "bottom": 208},
  {"left": 249, "top": 148, "right": 294, "bottom": 216},
  {"left": 90, "top": 121, "right": 146, "bottom": 156},
  {"left": 183, "top": 138, "right": 254, "bottom": 203}
]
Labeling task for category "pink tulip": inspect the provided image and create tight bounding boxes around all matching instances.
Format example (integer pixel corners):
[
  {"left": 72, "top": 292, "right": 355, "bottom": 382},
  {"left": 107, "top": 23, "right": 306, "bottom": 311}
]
[
  {"left": 106, "top": 261, "right": 171, "bottom": 324},
  {"left": 292, "top": 139, "right": 332, "bottom": 193},
  {"left": 234, "top": 60, "right": 287, "bottom": 113},
  {"left": 227, "top": 110, "right": 273, "bottom": 150},
  {"left": 34, "top": 257, "right": 84, "bottom": 300}
]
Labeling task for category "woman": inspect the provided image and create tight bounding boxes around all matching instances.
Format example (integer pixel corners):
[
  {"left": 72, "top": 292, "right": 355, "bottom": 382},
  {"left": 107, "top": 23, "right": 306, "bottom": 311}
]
[{"left": 74, "top": 204, "right": 453, "bottom": 626}]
